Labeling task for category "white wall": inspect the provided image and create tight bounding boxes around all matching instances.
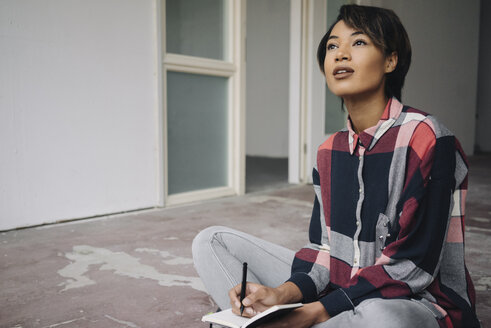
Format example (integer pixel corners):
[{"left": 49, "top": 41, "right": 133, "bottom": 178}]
[
  {"left": 246, "top": 0, "right": 290, "bottom": 158},
  {"left": 476, "top": 0, "right": 491, "bottom": 152},
  {"left": 362, "top": 0, "right": 480, "bottom": 155},
  {"left": 0, "top": 0, "right": 159, "bottom": 230}
]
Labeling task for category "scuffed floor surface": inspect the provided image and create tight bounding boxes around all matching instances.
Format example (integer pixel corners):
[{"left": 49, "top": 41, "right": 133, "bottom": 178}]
[{"left": 1, "top": 155, "right": 490, "bottom": 328}]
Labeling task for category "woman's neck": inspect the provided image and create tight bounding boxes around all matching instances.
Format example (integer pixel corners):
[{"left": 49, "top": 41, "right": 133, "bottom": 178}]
[{"left": 344, "top": 91, "right": 389, "bottom": 135}]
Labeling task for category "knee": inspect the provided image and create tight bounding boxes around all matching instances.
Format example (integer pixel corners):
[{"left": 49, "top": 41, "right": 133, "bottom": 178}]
[
  {"left": 356, "top": 299, "right": 399, "bottom": 320},
  {"left": 192, "top": 226, "right": 228, "bottom": 259},
  {"left": 355, "top": 299, "right": 425, "bottom": 324}
]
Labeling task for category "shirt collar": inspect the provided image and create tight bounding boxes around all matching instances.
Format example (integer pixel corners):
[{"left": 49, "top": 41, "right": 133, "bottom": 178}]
[{"left": 347, "top": 97, "right": 404, "bottom": 155}]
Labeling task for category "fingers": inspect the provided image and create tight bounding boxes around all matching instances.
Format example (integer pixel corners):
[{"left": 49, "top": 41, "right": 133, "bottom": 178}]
[
  {"left": 229, "top": 282, "right": 264, "bottom": 317},
  {"left": 233, "top": 305, "right": 257, "bottom": 318},
  {"left": 244, "top": 284, "right": 279, "bottom": 307},
  {"left": 228, "top": 282, "right": 279, "bottom": 316},
  {"left": 228, "top": 284, "right": 241, "bottom": 308},
  {"left": 229, "top": 290, "right": 256, "bottom": 317},
  {"left": 229, "top": 282, "right": 255, "bottom": 311},
  {"left": 242, "top": 286, "right": 264, "bottom": 306}
]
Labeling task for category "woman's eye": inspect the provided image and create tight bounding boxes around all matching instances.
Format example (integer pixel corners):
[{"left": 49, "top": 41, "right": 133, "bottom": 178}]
[
  {"left": 354, "top": 40, "right": 367, "bottom": 46},
  {"left": 326, "top": 43, "right": 337, "bottom": 50}
]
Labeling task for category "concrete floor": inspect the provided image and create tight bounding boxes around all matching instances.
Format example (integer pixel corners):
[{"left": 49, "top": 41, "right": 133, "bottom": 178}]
[{"left": 1, "top": 155, "right": 490, "bottom": 328}]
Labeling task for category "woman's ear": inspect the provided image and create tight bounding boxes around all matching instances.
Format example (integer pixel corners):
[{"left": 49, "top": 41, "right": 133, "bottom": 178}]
[{"left": 385, "top": 51, "right": 398, "bottom": 73}]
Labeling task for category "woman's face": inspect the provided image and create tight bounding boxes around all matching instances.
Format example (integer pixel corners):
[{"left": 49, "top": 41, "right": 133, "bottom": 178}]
[{"left": 324, "top": 20, "right": 395, "bottom": 99}]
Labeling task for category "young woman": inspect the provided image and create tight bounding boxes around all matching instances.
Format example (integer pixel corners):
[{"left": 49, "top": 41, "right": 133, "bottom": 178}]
[{"left": 192, "top": 5, "right": 480, "bottom": 328}]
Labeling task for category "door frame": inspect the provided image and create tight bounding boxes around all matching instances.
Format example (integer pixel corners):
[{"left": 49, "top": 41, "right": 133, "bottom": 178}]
[
  {"left": 159, "top": 0, "right": 246, "bottom": 206},
  {"left": 291, "top": 0, "right": 353, "bottom": 184},
  {"left": 289, "top": 0, "right": 328, "bottom": 184}
]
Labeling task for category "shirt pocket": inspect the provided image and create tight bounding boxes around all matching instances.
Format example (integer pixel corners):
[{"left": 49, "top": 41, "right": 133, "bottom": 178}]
[{"left": 375, "top": 213, "right": 390, "bottom": 258}]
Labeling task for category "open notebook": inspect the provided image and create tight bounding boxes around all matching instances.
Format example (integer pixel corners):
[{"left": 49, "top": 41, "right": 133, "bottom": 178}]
[{"left": 201, "top": 303, "right": 303, "bottom": 328}]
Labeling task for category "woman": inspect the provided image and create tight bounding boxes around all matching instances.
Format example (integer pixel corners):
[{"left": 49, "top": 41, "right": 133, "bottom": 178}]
[{"left": 192, "top": 5, "right": 480, "bottom": 328}]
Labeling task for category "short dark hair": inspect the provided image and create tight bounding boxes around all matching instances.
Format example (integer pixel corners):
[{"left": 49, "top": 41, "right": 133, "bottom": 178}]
[{"left": 317, "top": 4, "right": 412, "bottom": 101}]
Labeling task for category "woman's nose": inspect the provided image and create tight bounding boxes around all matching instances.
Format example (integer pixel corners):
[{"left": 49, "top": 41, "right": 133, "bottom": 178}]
[{"left": 335, "top": 47, "right": 350, "bottom": 62}]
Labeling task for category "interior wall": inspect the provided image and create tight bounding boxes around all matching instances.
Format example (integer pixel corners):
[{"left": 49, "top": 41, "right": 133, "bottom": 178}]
[
  {"left": 246, "top": 0, "right": 290, "bottom": 158},
  {"left": 476, "top": 0, "right": 491, "bottom": 152},
  {"left": 362, "top": 0, "right": 480, "bottom": 155},
  {"left": 0, "top": 0, "right": 159, "bottom": 230}
]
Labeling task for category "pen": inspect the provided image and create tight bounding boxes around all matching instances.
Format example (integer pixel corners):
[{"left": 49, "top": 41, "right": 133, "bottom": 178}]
[{"left": 240, "top": 262, "right": 248, "bottom": 316}]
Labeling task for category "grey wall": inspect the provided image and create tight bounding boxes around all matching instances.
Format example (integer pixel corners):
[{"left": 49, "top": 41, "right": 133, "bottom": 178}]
[
  {"left": 364, "top": 0, "right": 480, "bottom": 155},
  {"left": 0, "top": 0, "right": 159, "bottom": 230},
  {"left": 476, "top": 0, "right": 491, "bottom": 152},
  {"left": 246, "top": 0, "right": 290, "bottom": 158}
]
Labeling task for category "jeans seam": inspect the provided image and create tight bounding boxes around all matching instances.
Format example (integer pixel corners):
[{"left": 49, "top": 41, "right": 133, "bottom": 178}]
[
  {"left": 218, "top": 230, "right": 293, "bottom": 265},
  {"left": 208, "top": 230, "right": 292, "bottom": 287},
  {"left": 208, "top": 232, "right": 238, "bottom": 288}
]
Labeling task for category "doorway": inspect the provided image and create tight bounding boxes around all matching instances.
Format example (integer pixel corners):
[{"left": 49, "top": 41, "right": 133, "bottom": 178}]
[{"left": 245, "top": 0, "right": 291, "bottom": 193}]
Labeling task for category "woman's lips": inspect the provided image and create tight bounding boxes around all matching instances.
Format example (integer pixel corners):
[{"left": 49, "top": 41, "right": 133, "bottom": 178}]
[{"left": 333, "top": 66, "right": 354, "bottom": 79}]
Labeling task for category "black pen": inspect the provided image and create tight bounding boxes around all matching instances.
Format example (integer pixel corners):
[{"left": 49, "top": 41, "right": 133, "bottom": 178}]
[{"left": 240, "top": 262, "right": 248, "bottom": 316}]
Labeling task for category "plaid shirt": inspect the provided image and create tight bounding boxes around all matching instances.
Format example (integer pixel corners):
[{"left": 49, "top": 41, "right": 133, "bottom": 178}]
[{"left": 288, "top": 98, "right": 479, "bottom": 327}]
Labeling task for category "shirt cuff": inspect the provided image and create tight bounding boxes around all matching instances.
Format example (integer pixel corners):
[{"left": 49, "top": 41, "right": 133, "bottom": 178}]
[
  {"left": 319, "top": 288, "right": 355, "bottom": 317},
  {"left": 287, "top": 272, "right": 318, "bottom": 303}
]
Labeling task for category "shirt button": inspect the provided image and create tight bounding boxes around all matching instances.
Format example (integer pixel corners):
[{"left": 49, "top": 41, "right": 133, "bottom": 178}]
[
  {"left": 354, "top": 259, "right": 359, "bottom": 265},
  {"left": 356, "top": 221, "right": 360, "bottom": 226},
  {"left": 358, "top": 188, "right": 362, "bottom": 193}
]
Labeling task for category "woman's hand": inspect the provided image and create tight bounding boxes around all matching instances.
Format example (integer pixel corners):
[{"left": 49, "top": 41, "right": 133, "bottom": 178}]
[
  {"left": 229, "top": 282, "right": 281, "bottom": 317},
  {"left": 228, "top": 282, "right": 303, "bottom": 317},
  {"left": 259, "top": 302, "right": 330, "bottom": 328}
]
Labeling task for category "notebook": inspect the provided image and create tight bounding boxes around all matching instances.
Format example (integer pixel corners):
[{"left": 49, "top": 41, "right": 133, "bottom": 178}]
[{"left": 201, "top": 303, "right": 303, "bottom": 328}]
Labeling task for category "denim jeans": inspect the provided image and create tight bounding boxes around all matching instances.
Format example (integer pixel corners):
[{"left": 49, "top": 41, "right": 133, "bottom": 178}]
[{"left": 192, "top": 226, "right": 439, "bottom": 328}]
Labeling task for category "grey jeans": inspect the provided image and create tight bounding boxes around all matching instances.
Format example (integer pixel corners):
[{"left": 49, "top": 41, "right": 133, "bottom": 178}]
[{"left": 192, "top": 226, "right": 440, "bottom": 328}]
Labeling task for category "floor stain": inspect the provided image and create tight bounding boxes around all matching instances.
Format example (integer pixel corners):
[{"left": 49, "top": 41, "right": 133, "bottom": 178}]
[
  {"left": 135, "top": 247, "right": 194, "bottom": 265},
  {"left": 57, "top": 245, "right": 205, "bottom": 292}
]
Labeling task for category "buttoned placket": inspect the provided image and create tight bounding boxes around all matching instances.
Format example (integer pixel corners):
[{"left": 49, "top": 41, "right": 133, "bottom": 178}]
[
  {"left": 352, "top": 142, "right": 365, "bottom": 268},
  {"left": 381, "top": 221, "right": 389, "bottom": 251}
]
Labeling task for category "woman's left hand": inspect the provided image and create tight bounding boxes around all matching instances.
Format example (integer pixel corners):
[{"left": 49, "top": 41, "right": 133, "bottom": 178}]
[{"left": 259, "top": 301, "right": 330, "bottom": 328}]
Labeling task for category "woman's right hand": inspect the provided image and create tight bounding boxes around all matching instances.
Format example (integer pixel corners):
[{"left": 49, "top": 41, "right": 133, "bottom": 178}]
[
  {"left": 229, "top": 282, "right": 280, "bottom": 317},
  {"left": 228, "top": 282, "right": 302, "bottom": 317}
]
